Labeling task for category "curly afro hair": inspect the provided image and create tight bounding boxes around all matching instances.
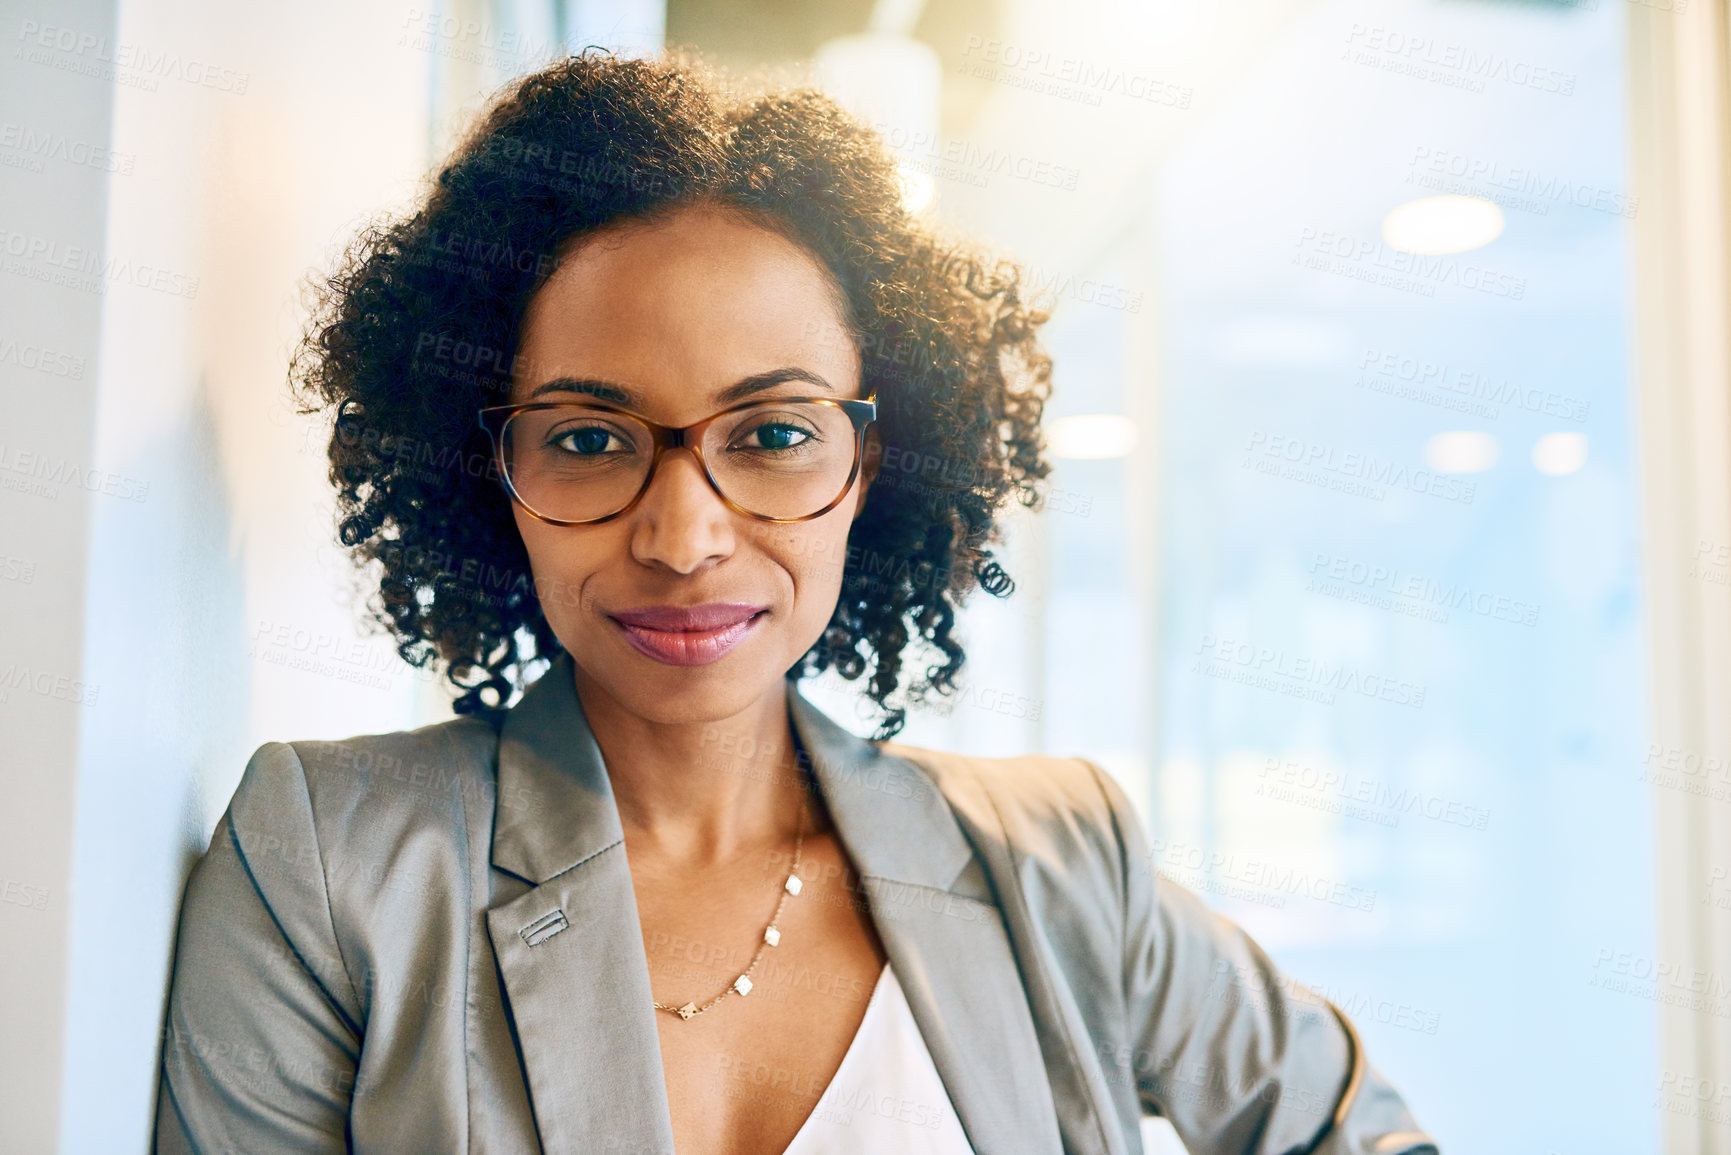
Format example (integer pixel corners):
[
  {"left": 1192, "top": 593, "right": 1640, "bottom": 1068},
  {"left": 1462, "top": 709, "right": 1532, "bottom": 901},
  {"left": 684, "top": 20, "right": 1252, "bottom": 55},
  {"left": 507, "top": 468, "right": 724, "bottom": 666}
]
[{"left": 292, "top": 49, "right": 1055, "bottom": 739}]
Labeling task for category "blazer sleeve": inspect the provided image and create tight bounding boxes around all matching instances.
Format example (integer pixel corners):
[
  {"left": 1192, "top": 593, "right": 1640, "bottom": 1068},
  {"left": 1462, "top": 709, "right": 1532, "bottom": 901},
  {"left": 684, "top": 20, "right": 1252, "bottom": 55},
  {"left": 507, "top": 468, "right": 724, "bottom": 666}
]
[
  {"left": 1082, "top": 760, "right": 1441, "bottom": 1155},
  {"left": 154, "top": 741, "right": 362, "bottom": 1154}
]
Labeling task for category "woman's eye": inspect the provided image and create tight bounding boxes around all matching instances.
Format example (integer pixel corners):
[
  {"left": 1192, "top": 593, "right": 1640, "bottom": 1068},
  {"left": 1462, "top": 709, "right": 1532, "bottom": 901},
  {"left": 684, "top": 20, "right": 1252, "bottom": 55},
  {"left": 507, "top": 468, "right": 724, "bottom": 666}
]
[
  {"left": 552, "top": 427, "right": 620, "bottom": 455},
  {"left": 741, "top": 421, "right": 812, "bottom": 450}
]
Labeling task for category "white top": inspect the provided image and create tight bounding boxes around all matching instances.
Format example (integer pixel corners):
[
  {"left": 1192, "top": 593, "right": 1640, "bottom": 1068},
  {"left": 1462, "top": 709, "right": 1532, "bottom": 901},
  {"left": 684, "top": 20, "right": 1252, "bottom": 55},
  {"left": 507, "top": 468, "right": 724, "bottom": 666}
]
[{"left": 780, "top": 963, "right": 977, "bottom": 1155}]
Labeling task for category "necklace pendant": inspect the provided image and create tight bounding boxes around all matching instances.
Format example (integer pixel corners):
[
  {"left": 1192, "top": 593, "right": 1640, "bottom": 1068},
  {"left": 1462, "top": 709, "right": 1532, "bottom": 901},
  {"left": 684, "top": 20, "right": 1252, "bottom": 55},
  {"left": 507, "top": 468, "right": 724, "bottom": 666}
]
[
  {"left": 763, "top": 925, "right": 780, "bottom": 947},
  {"left": 784, "top": 873, "right": 802, "bottom": 896},
  {"left": 675, "top": 1002, "right": 698, "bottom": 1021},
  {"left": 732, "top": 974, "right": 753, "bottom": 997}
]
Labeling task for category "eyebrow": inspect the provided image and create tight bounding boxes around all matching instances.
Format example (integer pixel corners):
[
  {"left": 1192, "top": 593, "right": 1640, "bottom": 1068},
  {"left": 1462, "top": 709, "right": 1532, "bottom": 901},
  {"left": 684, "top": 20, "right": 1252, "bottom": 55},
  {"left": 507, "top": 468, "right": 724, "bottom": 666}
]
[{"left": 528, "top": 367, "right": 836, "bottom": 408}]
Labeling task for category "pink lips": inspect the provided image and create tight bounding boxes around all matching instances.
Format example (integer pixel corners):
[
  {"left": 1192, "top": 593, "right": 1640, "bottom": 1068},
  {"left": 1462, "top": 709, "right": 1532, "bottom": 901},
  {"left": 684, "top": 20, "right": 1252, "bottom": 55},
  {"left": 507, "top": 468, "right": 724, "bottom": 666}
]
[{"left": 609, "top": 602, "right": 768, "bottom": 667}]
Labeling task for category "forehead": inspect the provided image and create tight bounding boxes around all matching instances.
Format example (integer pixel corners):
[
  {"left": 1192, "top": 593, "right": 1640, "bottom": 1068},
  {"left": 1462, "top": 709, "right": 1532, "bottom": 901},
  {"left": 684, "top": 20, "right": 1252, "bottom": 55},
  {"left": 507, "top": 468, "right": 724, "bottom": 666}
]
[{"left": 510, "top": 204, "right": 859, "bottom": 412}]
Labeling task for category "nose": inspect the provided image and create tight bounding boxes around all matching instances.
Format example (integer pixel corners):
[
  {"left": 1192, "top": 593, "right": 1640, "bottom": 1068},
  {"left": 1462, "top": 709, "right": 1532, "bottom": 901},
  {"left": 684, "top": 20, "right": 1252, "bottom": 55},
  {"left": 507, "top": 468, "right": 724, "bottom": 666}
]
[{"left": 627, "top": 446, "right": 737, "bottom": 575}]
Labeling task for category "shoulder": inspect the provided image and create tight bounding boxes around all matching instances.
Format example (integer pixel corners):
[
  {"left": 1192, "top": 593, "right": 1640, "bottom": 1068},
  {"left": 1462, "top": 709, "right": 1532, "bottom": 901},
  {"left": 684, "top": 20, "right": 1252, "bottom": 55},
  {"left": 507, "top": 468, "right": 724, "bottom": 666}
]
[
  {"left": 880, "top": 740, "right": 1133, "bottom": 848},
  {"left": 286, "top": 711, "right": 506, "bottom": 818},
  {"left": 220, "top": 713, "right": 505, "bottom": 895},
  {"left": 878, "top": 741, "right": 1137, "bottom": 900},
  {"left": 178, "top": 714, "right": 506, "bottom": 1039}
]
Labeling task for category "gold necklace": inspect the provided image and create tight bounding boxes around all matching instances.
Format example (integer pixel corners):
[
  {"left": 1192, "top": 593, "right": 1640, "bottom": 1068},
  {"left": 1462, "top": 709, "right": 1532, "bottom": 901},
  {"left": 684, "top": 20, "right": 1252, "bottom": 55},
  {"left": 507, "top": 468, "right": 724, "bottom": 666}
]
[{"left": 651, "top": 782, "right": 808, "bottom": 1022}]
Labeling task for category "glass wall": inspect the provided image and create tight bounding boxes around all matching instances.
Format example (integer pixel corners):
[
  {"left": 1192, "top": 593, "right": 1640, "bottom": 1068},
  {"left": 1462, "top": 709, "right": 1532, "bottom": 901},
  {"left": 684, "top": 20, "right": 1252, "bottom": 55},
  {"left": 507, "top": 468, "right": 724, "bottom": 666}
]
[{"left": 1045, "top": 2, "right": 1652, "bottom": 1148}]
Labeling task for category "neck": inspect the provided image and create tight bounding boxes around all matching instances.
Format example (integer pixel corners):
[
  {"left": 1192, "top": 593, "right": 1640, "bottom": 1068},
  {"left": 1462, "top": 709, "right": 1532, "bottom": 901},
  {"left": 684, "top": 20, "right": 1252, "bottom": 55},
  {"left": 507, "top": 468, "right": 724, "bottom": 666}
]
[{"left": 570, "top": 663, "right": 812, "bottom": 865}]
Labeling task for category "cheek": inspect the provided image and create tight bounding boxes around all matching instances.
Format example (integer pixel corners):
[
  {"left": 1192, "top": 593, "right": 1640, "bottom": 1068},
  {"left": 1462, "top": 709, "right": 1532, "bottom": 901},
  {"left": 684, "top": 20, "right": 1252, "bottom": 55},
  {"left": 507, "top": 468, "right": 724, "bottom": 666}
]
[
  {"left": 511, "top": 509, "right": 552, "bottom": 579},
  {"left": 774, "top": 506, "right": 859, "bottom": 607},
  {"left": 511, "top": 513, "right": 596, "bottom": 620}
]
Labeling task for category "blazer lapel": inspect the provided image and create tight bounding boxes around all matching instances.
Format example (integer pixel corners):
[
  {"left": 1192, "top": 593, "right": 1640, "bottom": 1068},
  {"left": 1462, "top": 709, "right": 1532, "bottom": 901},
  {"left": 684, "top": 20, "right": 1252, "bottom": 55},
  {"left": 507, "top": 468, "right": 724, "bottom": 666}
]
[
  {"left": 482, "top": 654, "right": 1068, "bottom": 1155},
  {"left": 486, "top": 653, "right": 675, "bottom": 1155},
  {"left": 789, "top": 684, "right": 1066, "bottom": 1155}
]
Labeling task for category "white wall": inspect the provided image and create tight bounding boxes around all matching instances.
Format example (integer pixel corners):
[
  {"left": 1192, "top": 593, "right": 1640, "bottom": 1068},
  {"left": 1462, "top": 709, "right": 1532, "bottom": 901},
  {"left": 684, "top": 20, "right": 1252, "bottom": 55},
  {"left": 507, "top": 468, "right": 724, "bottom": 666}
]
[
  {"left": 0, "top": 1, "right": 118, "bottom": 1150},
  {"left": 0, "top": 0, "right": 450, "bottom": 1149}
]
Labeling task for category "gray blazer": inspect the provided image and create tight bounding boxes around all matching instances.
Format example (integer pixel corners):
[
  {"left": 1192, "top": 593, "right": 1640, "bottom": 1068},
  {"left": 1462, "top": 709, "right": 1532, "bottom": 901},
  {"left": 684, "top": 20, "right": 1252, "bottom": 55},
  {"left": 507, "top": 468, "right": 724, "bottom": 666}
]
[{"left": 154, "top": 651, "right": 1440, "bottom": 1155}]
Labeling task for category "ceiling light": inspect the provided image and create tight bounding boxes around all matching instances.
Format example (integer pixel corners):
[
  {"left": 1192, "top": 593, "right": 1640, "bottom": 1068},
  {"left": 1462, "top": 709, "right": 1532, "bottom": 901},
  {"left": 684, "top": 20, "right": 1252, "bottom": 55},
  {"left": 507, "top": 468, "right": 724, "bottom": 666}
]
[
  {"left": 1532, "top": 432, "right": 1588, "bottom": 476},
  {"left": 1383, "top": 195, "right": 1505, "bottom": 255},
  {"left": 1048, "top": 414, "right": 1138, "bottom": 459},
  {"left": 814, "top": 33, "right": 941, "bottom": 216}
]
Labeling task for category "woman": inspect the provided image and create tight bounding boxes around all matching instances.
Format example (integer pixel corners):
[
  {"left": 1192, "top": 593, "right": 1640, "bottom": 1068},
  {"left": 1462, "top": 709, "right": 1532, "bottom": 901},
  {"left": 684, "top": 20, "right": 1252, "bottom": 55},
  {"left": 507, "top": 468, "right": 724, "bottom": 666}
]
[{"left": 154, "top": 51, "right": 1439, "bottom": 1155}]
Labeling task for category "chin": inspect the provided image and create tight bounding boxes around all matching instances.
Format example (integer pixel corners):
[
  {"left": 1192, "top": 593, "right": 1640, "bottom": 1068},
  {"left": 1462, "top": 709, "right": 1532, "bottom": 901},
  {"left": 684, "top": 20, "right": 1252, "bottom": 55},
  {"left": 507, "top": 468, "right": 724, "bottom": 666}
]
[{"left": 575, "top": 648, "right": 788, "bottom": 725}]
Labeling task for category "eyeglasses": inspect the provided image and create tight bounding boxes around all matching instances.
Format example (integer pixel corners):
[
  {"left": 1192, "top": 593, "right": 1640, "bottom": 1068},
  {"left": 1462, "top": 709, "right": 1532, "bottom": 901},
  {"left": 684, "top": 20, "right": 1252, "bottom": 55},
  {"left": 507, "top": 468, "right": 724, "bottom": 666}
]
[{"left": 477, "top": 394, "right": 878, "bottom": 525}]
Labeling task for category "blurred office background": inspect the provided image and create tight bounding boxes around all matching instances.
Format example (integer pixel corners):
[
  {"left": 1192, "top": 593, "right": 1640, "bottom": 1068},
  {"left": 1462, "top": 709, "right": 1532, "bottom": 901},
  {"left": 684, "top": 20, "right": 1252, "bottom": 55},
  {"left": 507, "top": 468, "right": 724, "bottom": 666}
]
[{"left": 5, "top": 0, "right": 1730, "bottom": 1150}]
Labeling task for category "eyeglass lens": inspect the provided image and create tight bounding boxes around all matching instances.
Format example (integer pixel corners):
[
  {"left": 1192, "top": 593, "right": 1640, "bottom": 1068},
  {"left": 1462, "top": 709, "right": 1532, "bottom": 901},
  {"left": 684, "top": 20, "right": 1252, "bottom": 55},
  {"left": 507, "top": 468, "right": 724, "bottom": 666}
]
[{"left": 499, "top": 401, "right": 861, "bottom": 522}]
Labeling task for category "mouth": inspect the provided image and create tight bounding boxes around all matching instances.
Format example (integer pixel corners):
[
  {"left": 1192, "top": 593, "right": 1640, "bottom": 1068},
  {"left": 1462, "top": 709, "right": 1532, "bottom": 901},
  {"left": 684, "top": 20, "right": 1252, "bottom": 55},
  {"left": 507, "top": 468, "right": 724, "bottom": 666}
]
[{"left": 608, "top": 602, "right": 770, "bottom": 667}]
